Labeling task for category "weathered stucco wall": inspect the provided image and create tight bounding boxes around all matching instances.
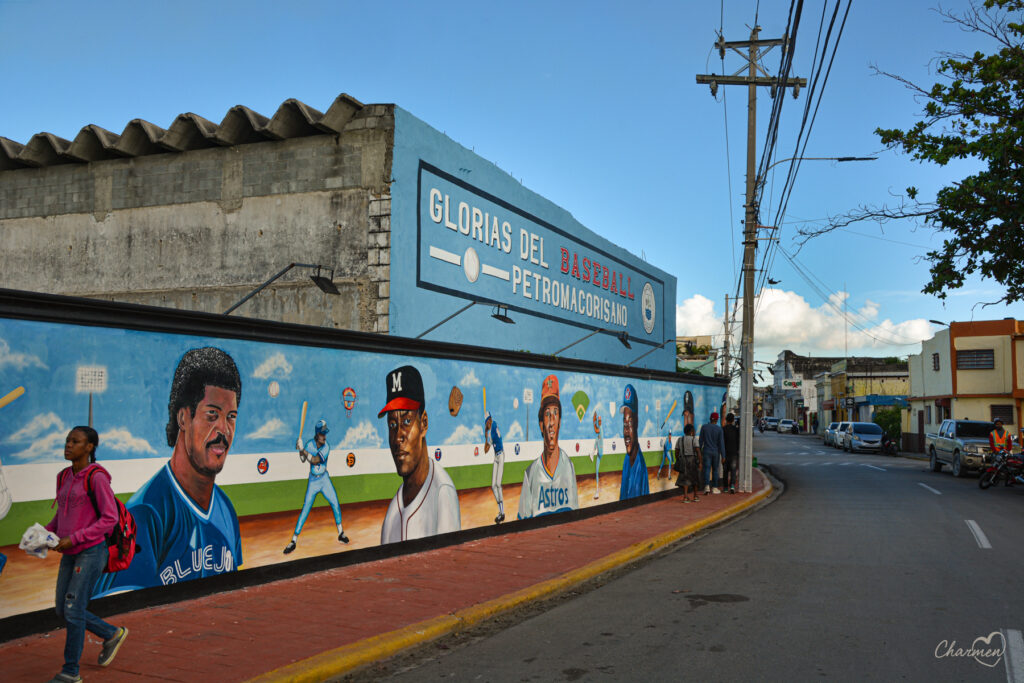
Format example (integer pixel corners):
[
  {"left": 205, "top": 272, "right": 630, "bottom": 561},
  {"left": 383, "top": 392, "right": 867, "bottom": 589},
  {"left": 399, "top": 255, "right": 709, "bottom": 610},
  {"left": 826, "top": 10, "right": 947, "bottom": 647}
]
[{"left": 0, "top": 105, "right": 394, "bottom": 332}]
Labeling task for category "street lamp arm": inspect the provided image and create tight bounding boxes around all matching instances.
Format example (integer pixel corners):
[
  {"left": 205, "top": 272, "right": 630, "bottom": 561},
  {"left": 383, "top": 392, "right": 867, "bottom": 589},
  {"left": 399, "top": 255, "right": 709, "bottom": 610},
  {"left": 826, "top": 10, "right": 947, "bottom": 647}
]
[{"left": 760, "top": 155, "right": 877, "bottom": 176}]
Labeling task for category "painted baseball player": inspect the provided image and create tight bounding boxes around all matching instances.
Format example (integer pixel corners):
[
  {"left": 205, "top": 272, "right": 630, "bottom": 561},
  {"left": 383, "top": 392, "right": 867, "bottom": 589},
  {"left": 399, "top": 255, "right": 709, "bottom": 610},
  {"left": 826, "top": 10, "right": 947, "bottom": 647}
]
[
  {"left": 283, "top": 419, "right": 348, "bottom": 554},
  {"left": 657, "top": 430, "right": 673, "bottom": 479},
  {"left": 590, "top": 412, "right": 604, "bottom": 499},
  {"left": 619, "top": 383, "right": 650, "bottom": 500},
  {"left": 517, "top": 374, "right": 579, "bottom": 519},
  {"left": 378, "top": 364, "right": 461, "bottom": 544},
  {"left": 94, "top": 347, "right": 243, "bottom": 596},
  {"left": 484, "top": 411, "right": 506, "bottom": 524}
]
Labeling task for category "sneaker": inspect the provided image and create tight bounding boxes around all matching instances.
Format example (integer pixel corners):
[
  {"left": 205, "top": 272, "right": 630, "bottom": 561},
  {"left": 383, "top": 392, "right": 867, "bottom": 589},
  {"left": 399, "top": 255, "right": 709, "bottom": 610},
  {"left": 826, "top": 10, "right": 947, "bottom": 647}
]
[
  {"left": 338, "top": 532, "right": 350, "bottom": 544},
  {"left": 729, "top": 487, "right": 736, "bottom": 494},
  {"left": 712, "top": 487, "right": 721, "bottom": 494},
  {"left": 48, "top": 673, "right": 81, "bottom": 683},
  {"left": 494, "top": 512, "right": 505, "bottom": 524},
  {"left": 703, "top": 486, "right": 710, "bottom": 494},
  {"left": 283, "top": 541, "right": 296, "bottom": 554},
  {"left": 98, "top": 626, "right": 128, "bottom": 667},
  {"left": 593, "top": 492, "right": 600, "bottom": 499}
]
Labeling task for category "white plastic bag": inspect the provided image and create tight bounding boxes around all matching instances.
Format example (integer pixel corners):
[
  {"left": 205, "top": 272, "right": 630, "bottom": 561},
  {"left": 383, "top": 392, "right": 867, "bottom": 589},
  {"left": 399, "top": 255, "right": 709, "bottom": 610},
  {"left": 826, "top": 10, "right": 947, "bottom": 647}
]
[{"left": 19, "top": 522, "right": 59, "bottom": 558}]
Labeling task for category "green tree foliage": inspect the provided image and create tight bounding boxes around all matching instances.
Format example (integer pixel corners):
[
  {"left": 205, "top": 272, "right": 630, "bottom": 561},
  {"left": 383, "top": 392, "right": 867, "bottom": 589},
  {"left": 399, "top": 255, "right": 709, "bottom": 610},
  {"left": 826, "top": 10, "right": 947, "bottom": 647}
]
[
  {"left": 800, "top": 0, "right": 1024, "bottom": 305},
  {"left": 873, "top": 406, "right": 903, "bottom": 440}
]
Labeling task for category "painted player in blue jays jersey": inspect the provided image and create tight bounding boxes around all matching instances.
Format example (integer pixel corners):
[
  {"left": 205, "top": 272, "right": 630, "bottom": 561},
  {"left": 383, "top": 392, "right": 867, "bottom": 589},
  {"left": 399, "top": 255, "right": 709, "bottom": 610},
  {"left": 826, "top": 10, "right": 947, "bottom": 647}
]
[
  {"left": 590, "top": 412, "right": 604, "bottom": 499},
  {"left": 94, "top": 347, "right": 243, "bottom": 597},
  {"left": 484, "top": 411, "right": 506, "bottom": 523},
  {"left": 657, "top": 430, "right": 673, "bottom": 479},
  {"left": 283, "top": 419, "right": 348, "bottom": 554},
  {"left": 619, "top": 383, "right": 650, "bottom": 501},
  {"left": 517, "top": 374, "right": 579, "bottom": 519}
]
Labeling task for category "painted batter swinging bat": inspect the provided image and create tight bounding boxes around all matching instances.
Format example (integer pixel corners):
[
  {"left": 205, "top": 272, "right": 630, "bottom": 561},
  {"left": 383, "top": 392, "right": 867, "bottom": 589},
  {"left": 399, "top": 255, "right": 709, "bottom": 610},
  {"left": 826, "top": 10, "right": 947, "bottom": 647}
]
[
  {"left": 660, "top": 399, "right": 678, "bottom": 431},
  {"left": 0, "top": 386, "right": 25, "bottom": 410},
  {"left": 298, "top": 401, "right": 308, "bottom": 441}
]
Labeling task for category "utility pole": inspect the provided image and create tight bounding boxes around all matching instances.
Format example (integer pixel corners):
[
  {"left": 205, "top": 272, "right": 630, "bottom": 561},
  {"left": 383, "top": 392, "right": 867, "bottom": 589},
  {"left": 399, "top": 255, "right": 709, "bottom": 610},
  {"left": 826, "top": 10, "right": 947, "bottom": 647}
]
[
  {"left": 722, "top": 294, "right": 731, "bottom": 378},
  {"left": 697, "top": 26, "right": 805, "bottom": 493}
]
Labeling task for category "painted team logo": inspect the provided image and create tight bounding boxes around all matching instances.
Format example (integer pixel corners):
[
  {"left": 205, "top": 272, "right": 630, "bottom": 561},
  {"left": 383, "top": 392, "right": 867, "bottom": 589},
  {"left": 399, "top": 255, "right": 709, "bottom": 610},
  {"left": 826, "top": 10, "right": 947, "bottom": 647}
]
[
  {"left": 646, "top": 439, "right": 651, "bottom": 448},
  {"left": 474, "top": 446, "right": 479, "bottom": 456},
  {"left": 575, "top": 442, "right": 580, "bottom": 453},
  {"left": 434, "top": 448, "right": 442, "bottom": 461},
  {"left": 268, "top": 381, "right": 280, "bottom": 398},
  {"left": 342, "top": 387, "right": 357, "bottom": 416},
  {"left": 641, "top": 282, "right": 656, "bottom": 334},
  {"left": 612, "top": 441, "right": 617, "bottom": 450},
  {"left": 256, "top": 458, "right": 269, "bottom": 475},
  {"left": 346, "top": 452, "right": 356, "bottom": 468},
  {"left": 593, "top": 411, "right": 601, "bottom": 434},
  {"left": 514, "top": 443, "right": 521, "bottom": 455}
]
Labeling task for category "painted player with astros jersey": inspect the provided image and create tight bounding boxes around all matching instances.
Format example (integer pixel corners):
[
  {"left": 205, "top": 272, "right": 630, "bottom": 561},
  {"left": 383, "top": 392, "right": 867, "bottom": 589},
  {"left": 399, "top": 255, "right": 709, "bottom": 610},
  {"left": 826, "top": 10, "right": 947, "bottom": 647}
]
[
  {"left": 590, "top": 412, "right": 604, "bottom": 499},
  {"left": 283, "top": 419, "right": 348, "bottom": 554},
  {"left": 94, "top": 347, "right": 243, "bottom": 597},
  {"left": 379, "top": 364, "right": 461, "bottom": 544},
  {"left": 517, "top": 374, "right": 579, "bottom": 519},
  {"left": 484, "top": 411, "right": 506, "bottom": 524}
]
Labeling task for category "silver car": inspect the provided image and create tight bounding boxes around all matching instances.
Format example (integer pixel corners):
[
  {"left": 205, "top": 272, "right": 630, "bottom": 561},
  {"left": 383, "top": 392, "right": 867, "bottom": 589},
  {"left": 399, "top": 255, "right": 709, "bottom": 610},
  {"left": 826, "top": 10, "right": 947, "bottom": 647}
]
[
  {"left": 843, "top": 422, "right": 884, "bottom": 453},
  {"left": 824, "top": 422, "right": 840, "bottom": 446},
  {"left": 833, "top": 422, "right": 851, "bottom": 448}
]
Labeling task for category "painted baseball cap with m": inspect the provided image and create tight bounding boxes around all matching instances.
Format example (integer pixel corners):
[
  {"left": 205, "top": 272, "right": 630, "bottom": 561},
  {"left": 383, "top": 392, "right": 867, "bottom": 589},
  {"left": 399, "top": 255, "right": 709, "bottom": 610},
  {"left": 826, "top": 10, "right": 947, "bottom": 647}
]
[{"left": 378, "top": 365, "right": 425, "bottom": 418}]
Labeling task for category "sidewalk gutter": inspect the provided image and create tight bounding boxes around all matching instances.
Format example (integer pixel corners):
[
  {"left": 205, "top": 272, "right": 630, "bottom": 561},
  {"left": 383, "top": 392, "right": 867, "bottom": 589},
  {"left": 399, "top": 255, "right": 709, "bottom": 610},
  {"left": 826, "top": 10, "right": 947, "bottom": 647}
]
[{"left": 246, "top": 475, "right": 775, "bottom": 683}]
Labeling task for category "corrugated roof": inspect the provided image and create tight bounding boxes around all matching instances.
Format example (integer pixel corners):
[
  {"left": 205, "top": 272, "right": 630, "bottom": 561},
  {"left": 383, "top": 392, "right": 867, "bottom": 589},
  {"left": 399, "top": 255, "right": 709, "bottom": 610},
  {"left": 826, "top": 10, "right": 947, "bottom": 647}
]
[{"left": 0, "top": 93, "right": 364, "bottom": 171}]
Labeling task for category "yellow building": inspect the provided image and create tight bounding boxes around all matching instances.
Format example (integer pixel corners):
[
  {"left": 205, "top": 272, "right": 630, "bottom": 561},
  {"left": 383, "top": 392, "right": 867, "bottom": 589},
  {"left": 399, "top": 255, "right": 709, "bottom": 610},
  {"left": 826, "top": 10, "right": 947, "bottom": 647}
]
[{"left": 905, "top": 318, "right": 1023, "bottom": 451}]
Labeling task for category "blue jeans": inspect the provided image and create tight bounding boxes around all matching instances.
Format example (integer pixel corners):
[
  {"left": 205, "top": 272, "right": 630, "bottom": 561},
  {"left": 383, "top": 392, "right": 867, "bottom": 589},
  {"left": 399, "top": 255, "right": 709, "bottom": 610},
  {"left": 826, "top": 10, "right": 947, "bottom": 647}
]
[
  {"left": 55, "top": 542, "right": 117, "bottom": 676},
  {"left": 703, "top": 452, "right": 721, "bottom": 489}
]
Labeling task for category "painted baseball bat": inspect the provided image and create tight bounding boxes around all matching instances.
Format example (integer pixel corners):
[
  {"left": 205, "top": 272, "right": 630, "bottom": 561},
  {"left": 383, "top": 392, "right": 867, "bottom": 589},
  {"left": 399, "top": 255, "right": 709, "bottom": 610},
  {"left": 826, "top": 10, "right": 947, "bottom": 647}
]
[
  {"left": 482, "top": 386, "right": 487, "bottom": 417},
  {"left": 0, "top": 386, "right": 25, "bottom": 410},
  {"left": 299, "top": 401, "right": 308, "bottom": 441},
  {"left": 660, "top": 399, "right": 678, "bottom": 431}
]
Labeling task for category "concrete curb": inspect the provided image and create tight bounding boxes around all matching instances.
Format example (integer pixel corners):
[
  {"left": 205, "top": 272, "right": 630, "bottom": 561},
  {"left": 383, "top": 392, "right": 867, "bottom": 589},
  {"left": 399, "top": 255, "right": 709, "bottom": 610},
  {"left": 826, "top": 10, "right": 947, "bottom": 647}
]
[{"left": 246, "top": 474, "right": 775, "bottom": 683}]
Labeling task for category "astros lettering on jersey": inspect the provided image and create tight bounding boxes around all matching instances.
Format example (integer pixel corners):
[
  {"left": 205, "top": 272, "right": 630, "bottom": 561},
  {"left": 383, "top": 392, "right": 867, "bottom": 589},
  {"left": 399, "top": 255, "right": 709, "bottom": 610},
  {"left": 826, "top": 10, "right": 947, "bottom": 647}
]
[{"left": 517, "top": 447, "right": 579, "bottom": 519}]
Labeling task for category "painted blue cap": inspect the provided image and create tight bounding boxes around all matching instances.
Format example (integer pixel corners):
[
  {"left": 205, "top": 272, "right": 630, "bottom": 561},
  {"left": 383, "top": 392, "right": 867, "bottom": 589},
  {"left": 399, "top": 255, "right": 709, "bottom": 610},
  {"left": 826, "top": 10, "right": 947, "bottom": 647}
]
[
  {"left": 620, "top": 383, "right": 638, "bottom": 414},
  {"left": 315, "top": 419, "right": 329, "bottom": 435}
]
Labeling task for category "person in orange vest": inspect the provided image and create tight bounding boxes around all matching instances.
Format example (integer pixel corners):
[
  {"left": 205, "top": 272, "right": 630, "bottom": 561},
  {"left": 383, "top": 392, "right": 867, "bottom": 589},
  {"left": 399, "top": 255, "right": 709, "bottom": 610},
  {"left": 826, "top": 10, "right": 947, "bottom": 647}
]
[{"left": 989, "top": 418, "right": 1011, "bottom": 454}]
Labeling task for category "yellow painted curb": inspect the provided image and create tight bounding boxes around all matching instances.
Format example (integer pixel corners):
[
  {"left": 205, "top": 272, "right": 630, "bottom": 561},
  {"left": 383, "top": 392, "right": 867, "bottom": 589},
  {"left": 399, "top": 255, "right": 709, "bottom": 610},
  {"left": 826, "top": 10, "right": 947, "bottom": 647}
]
[{"left": 248, "top": 474, "right": 774, "bottom": 683}]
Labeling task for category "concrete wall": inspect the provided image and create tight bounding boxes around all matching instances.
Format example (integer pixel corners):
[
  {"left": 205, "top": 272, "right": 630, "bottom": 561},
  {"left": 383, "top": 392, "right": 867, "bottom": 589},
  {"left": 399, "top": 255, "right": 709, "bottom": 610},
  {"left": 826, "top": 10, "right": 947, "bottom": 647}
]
[
  {"left": 955, "top": 333, "right": 1013, "bottom": 395},
  {"left": 0, "top": 106, "right": 395, "bottom": 332}
]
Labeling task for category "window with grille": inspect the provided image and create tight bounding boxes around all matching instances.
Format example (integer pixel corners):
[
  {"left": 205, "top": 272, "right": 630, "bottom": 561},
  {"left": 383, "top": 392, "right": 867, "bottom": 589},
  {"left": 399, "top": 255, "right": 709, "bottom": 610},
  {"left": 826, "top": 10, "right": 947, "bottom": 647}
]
[
  {"left": 932, "top": 353, "right": 940, "bottom": 371},
  {"left": 991, "top": 405, "right": 1014, "bottom": 424},
  {"left": 956, "top": 349, "right": 995, "bottom": 370},
  {"left": 925, "top": 405, "right": 932, "bottom": 424}
]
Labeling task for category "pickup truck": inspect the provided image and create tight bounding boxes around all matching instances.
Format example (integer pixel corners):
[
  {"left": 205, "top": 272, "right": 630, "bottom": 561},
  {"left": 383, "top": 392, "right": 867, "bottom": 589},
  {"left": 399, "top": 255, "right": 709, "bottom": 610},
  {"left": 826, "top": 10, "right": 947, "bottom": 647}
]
[{"left": 926, "top": 419, "right": 1000, "bottom": 477}]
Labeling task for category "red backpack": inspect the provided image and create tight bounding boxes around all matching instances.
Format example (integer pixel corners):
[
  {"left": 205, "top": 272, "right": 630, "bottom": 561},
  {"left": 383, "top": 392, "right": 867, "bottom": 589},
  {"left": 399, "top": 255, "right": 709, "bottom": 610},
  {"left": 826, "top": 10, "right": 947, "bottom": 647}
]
[{"left": 58, "top": 464, "right": 138, "bottom": 573}]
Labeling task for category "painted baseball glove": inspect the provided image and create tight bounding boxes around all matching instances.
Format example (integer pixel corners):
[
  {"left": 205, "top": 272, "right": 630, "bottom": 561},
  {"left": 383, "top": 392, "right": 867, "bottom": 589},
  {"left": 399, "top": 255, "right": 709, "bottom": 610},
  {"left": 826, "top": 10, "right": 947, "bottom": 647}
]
[{"left": 448, "top": 385, "right": 463, "bottom": 417}]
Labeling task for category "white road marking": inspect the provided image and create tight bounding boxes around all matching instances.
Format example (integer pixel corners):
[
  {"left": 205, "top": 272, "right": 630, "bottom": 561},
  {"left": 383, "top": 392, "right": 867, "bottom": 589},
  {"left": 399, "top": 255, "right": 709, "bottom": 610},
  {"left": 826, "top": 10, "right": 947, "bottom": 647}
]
[
  {"left": 917, "top": 483, "right": 942, "bottom": 495},
  {"left": 820, "top": 462, "right": 833, "bottom": 466},
  {"left": 1005, "top": 629, "right": 1024, "bottom": 683},
  {"left": 839, "top": 462, "right": 852, "bottom": 466},
  {"left": 966, "top": 519, "right": 992, "bottom": 549},
  {"left": 863, "top": 464, "right": 886, "bottom": 472}
]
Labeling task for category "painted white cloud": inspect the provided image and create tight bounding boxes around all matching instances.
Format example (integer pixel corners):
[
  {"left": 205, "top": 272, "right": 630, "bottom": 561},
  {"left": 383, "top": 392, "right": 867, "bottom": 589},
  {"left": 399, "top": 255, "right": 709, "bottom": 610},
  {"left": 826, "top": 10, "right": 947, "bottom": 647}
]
[
  {"left": 8, "top": 430, "right": 65, "bottom": 463},
  {"left": 444, "top": 423, "right": 483, "bottom": 445},
  {"left": 0, "top": 337, "right": 47, "bottom": 371},
  {"left": 340, "top": 420, "right": 383, "bottom": 449},
  {"left": 247, "top": 418, "right": 287, "bottom": 441},
  {"left": 504, "top": 420, "right": 524, "bottom": 441},
  {"left": 641, "top": 418, "right": 659, "bottom": 438},
  {"left": 6, "top": 412, "right": 66, "bottom": 443},
  {"left": 100, "top": 427, "right": 157, "bottom": 455},
  {"left": 459, "top": 369, "right": 481, "bottom": 388},
  {"left": 252, "top": 352, "right": 292, "bottom": 379}
]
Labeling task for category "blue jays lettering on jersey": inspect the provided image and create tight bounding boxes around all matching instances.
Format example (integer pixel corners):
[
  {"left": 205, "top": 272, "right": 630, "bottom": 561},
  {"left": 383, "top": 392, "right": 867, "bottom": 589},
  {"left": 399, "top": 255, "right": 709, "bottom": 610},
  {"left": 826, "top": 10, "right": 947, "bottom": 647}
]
[
  {"left": 93, "top": 463, "right": 241, "bottom": 597},
  {"left": 305, "top": 438, "right": 330, "bottom": 477},
  {"left": 486, "top": 420, "right": 504, "bottom": 455}
]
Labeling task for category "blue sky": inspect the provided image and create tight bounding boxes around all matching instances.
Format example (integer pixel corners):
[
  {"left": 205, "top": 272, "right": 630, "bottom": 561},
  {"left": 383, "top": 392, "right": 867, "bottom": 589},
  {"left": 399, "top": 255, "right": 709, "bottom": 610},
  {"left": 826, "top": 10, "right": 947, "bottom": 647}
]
[{"left": 2, "top": 0, "right": 1021, "bottom": 384}]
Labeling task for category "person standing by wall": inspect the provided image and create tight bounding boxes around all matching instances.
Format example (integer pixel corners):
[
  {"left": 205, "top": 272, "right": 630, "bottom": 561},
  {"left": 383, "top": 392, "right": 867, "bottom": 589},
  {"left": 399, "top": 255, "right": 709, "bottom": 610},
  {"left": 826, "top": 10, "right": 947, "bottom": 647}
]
[
  {"left": 722, "top": 413, "right": 740, "bottom": 494},
  {"left": 698, "top": 412, "right": 726, "bottom": 495},
  {"left": 47, "top": 427, "right": 128, "bottom": 683},
  {"left": 675, "top": 423, "right": 702, "bottom": 502}
]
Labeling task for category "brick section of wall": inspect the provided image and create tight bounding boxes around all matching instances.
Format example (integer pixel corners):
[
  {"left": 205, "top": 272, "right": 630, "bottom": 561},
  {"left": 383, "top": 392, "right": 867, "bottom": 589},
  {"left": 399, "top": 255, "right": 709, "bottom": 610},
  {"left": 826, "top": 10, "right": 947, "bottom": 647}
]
[{"left": 367, "top": 193, "right": 392, "bottom": 333}]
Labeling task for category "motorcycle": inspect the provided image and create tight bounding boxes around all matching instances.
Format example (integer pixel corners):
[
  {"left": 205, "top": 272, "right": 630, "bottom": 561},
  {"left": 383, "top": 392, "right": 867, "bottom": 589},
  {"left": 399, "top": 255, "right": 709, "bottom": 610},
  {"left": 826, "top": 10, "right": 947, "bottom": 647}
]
[
  {"left": 978, "top": 449, "right": 1024, "bottom": 489},
  {"left": 881, "top": 434, "right": 899, "bottom": 457}
]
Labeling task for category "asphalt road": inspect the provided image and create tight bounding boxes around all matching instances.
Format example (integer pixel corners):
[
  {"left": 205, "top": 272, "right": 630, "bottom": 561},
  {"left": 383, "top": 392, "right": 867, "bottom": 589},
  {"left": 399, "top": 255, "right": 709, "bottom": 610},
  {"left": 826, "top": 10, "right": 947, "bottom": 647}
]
[{"left": 350, "top": 430, "right": 1024, "bottom": 682}]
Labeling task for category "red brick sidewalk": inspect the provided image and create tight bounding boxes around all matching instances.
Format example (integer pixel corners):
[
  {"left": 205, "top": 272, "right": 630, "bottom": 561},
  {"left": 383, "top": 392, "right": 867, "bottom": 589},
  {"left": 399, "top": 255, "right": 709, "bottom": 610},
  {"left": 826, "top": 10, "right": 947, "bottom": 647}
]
[{"left": 2, "top": 471, "right": 769, "bottom": 683}]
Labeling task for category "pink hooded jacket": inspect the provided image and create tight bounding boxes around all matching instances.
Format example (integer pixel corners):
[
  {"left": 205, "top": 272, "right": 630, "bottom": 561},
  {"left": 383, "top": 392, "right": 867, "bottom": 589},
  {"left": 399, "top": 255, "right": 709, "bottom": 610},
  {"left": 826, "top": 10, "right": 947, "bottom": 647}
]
[{"left": 45, "top": 464, "right": 118, "bottom": 555}]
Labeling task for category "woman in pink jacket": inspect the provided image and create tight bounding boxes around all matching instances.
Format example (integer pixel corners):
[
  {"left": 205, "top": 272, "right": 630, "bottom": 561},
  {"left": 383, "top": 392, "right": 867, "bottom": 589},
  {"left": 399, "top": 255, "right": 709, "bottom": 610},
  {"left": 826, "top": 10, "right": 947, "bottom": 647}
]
[{"left": 45, "top": 427, "right": 128, "bottom": 683}]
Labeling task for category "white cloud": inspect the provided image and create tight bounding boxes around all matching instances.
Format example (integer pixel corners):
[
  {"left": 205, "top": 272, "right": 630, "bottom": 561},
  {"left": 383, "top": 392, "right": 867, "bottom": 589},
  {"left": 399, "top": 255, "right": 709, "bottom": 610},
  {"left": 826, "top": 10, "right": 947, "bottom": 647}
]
[
  {"left": 8, "top": 430, "right": 65, "bottom": 463},
  {"left": 247, "top": 418, "right": 287, "bottom": 441},
  {"left": 100, "top": 427, "right": 158, "bottom": 455},
  {"left": 505, "top": 420, "right": 524, "bottom": 441},
  {"left": 252, "top": 352, "right": 292, "bottom": 379},
  {"left": 0, "top": 337, "right": 47, "bottom": 371},
  {"left": 340, "top": 420, "right": 382, "bottom": 449},
  {"left": 459, "top": 369, "right": 481, "bottom": 388},
  {"left": 641, "top": 418, "right": 659, "bottom": 437},
  {"left": 444, "top": 423, "right": 483, "bottom": 445},
  {"left": 6, "top": 412, "right": 65, "bottom": 443},
  {"left": 676, "top": 294, "right": 722, "bottom": 336}
]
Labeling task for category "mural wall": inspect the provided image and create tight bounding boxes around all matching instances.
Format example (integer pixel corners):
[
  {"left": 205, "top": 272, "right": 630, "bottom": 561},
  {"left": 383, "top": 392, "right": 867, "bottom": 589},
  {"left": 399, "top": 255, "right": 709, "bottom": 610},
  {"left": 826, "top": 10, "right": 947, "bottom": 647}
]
[{"left": 0, "top": 314, "right": 721, "bottom": 618}]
